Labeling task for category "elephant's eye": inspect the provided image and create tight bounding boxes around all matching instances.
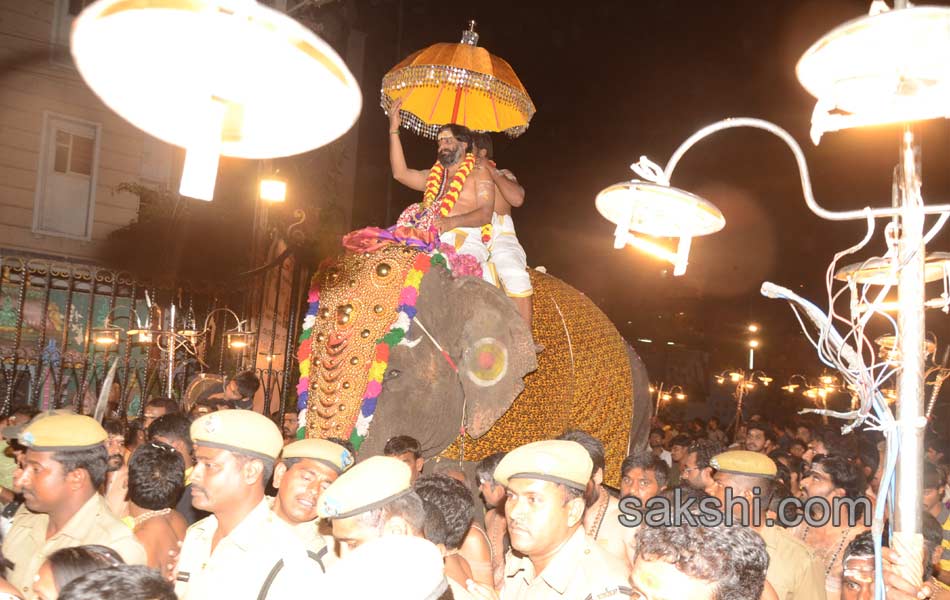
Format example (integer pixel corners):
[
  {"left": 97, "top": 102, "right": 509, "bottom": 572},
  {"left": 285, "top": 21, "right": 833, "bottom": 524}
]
[{"left": 386, "top": 368, "right": 401, "bottom": 379}]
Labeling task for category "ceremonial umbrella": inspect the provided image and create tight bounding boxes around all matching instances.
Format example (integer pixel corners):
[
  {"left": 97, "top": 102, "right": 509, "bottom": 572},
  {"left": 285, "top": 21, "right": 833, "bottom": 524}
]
[{"left": 380, "top": 21, "right": 536, "bottom": 139}]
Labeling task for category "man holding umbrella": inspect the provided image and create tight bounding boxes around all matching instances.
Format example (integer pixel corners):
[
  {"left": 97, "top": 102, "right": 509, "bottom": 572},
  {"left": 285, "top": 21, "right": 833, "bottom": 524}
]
[{"left": 388, "top": 98, "right": 496, "bottom": 279}]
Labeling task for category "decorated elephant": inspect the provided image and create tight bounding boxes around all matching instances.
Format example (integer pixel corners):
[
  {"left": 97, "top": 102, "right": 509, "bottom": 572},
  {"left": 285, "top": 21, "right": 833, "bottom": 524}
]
[{"left": 295, "top": 232, "right": 651, "bottom": 484}]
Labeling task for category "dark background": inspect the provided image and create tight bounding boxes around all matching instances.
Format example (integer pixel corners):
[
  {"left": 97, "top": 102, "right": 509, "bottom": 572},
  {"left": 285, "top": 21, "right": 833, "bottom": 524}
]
[{"left": 336, "top": 0, "right": 950, "bottom": 420}]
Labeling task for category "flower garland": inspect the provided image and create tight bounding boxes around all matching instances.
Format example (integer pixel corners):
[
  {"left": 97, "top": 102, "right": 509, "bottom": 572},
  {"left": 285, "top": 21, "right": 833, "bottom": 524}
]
[
  {"left": 295, "top": 284, "right": 321, "bottom": 439},
  {"left": 480, "top": 223, "right": 492, "bottom": 245},
  {"left": 295, "top": 248, "right": 450, "bottom": 449},
  {"left": 423, "top": 153, "right": 476, "bottom": 217},
  {"left": 350, "top": 251, "right": 447, "bottom": 450}
]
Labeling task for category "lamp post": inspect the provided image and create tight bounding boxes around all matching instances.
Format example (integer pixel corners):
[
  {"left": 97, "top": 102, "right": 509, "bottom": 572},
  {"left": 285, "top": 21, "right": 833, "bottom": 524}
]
[
  {"left": 597, "top": 5, "right": 950, "bottom": 591},
  {"left": 748, "top": 339, "right": 759, "bottom": 371},
  {"left": 95, "top": 304, "right": 256, "bottom": 398},
  {"left": 782, "top": 373, "right": 850, "bottom": 423},
  {"left": 650, "top": 382, "right": 686, "bottom": 418},
  {"left": 715, "top": 369, "right": 771, "bottom": 433}
]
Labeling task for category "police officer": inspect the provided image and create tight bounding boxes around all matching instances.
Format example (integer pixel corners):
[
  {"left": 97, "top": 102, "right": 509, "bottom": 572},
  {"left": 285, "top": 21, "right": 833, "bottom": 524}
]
[
  {"left": 710, "top": 450, "right": 827, "bottom": 600},
  {"left": 469, "top": 440, "right": 632, "bottom": 600},
  {"left": 3, "top": 414, "right": 146, "bottom": 599},
  {"left": 318, "top": 455, "right": 481, "bottom": 599},
  {"left": 316, "top": 455, "right": 426, "bottom": 554},
  {"left": 271, "top": 438, "right": 353, "bottom": 556},
  {"left": 173, "top": 410, "right": 323, "bottom": 599}
]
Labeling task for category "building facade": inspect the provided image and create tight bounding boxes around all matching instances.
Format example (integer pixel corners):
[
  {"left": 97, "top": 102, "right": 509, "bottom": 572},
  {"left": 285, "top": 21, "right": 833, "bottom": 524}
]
[{"left": 0, "top": 0, "right": 175, "bottom": 261}]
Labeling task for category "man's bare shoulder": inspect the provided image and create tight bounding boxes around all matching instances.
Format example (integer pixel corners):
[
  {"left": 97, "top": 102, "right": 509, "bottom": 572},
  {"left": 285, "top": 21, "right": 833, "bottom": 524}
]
[{"left": 497, "top": 168, "right": 518, "bottom": 182}]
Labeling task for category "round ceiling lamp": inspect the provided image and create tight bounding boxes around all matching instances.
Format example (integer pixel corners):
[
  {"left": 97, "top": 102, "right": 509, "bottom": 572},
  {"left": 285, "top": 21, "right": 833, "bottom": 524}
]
[
  {"left": 797, "top": 5, "right": 950, "bottom": 141},
  {"left": 595, "top": 180, "right": 725, "bottom": 276},
  {"left": 834, "top": 252, "right": 950, "bottom": 285},
  {"left": 70, "top": 0, "right": 362, "bottom": 200}
]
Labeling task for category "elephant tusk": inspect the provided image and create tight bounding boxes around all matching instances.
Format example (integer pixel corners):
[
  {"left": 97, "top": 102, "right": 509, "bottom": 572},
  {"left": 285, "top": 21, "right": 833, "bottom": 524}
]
[{"left": 398, "top": 335, "right": 422, "bottom": 348}]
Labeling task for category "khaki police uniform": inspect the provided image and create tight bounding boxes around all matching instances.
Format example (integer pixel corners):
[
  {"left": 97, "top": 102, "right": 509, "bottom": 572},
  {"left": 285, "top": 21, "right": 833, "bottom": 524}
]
[
  {"left": 317, "top": 459, "right": 480, "bottom": 597},
  {"left": 710, "top": 451, "right": 827, "bottom": 600},
  {"left": 174, "top": 410, "right": 324, "bottom": 600},
  {"left": 2, "top": 414, "right": 146, "bottom": 599},
  {"left": 494, "top": 440, "right": 633, "bottom": 600},
  {"left": 265, "top": 496, "right": 330, "bottom": 566},
  {"left": 272, "top": 438, "right": 353, "bottom": 558},
  {"left": 317, "top": 455, "right": 413, "bottom": 520},
  {"left": 502, "top": 527, "right": 632, "bottom": 600},
  {"left": 175, "top": 498, "right": 323, "bottom": 599}
]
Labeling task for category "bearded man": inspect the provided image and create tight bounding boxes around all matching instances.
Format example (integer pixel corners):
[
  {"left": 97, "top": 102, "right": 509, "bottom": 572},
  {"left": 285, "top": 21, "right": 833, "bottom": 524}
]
[{"left": 388, "top": 98, "right": 495, "bottom": 283}]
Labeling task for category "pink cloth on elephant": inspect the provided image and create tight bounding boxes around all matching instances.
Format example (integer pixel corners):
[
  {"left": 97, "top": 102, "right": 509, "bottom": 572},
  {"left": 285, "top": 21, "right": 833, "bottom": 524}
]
[
  {"left": 340, "top": 227, "right": 483, "bottom": 279},
  {"left": 399, "top": 287, "right": 418, "bottom": 305}
]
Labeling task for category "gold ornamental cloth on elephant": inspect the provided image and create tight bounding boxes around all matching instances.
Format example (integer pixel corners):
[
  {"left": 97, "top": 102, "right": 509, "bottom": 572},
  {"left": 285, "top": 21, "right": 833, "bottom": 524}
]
[
  {"left": 441, "top": 270, "right": 633, "bottom": 486},
  {"left": 305, "top": 245, "right": 422, "bottom": 439}
]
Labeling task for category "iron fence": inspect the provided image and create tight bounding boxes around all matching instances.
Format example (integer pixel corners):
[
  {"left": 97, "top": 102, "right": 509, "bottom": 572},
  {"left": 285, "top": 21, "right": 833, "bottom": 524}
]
[{"left": 0, "top": 251, "right": 307, "bottom": 426}]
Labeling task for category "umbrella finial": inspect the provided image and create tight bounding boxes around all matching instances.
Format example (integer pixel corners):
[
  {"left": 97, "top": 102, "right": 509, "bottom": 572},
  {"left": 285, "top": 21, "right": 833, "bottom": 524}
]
[{"left": 461, "top": 20, "right": 479, "bottom": 46}]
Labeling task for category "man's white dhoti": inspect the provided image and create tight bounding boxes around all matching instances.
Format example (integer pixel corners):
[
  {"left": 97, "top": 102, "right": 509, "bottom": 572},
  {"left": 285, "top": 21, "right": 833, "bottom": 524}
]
[
  {"left": 440, "top": 227, "right": 494, "bottom": 285},
  {"left": 489, "top": 213, "right": 532, "bottom": 297}
]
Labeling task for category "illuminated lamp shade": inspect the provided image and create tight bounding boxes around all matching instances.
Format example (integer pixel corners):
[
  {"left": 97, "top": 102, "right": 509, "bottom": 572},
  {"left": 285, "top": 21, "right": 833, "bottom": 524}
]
[
  {"left": 93, "top": 328, "right": 120, "bottom": 346},
  {"left": 226, "top": 331, "right": 253, "bottom": 350},
  {"left": 70, "top": 0, "right": 362, "bottom": 201},
  {"left": 595, "top": 181, "right": 725, "bottom": 276},
  {"left": 125, "top": 329, "right": 153, "bottom": 345},
  {"left": 834, "top": 253, "right": 950, "bottom": 285},
  {"left": 259, "top": 176, "right": 287, "bottom": 203},
  {"left": 875, "top": 334, "right": 937, "bottom": 361},
  {"left": 797, "top": 6, "right": 950, "bottom": 142}
]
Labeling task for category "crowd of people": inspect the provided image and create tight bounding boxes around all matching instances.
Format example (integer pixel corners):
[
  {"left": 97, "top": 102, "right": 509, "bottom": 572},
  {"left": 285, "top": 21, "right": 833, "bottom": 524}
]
[{"left": 0, "top": 391, "right": 946, "bottom": 599}]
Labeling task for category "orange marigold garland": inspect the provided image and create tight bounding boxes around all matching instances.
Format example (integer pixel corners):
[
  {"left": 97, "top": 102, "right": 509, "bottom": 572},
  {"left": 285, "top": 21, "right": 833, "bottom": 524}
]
[
  {"left": 433, "top": 153, "right": 475, "bottom": 216},
  {"left": 398, "top": 153, "right": 476, "bottom": 228}
]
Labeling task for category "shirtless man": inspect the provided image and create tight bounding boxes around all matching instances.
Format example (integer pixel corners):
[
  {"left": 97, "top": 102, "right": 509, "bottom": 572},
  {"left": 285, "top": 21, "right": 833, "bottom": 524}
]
[
  {"left": 470, "top": 132, "right": 533, "bottom": 327},
  {"left": 388, "top": 98, "right": 495, "bottom": 281},
  {"left": 126, "top": 440, "right": 187, "bottom": 574}
]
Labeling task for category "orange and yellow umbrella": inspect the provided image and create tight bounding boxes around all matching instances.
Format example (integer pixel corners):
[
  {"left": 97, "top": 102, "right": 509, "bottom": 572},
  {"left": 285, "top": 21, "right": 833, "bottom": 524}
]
[{"left": 381, "top": 22, "right": 536, "bottom": 139}]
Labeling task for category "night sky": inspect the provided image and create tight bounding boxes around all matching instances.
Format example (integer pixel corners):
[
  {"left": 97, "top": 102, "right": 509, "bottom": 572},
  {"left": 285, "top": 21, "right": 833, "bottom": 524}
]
[{"left": 345, "top": 0, "right": 950, "bottom": 388}]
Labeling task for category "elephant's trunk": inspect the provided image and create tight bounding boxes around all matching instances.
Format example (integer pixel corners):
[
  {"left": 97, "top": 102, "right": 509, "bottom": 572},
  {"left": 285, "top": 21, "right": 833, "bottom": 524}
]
[{"left": 303, "top": 245, "right": 424, "bottom": 443}]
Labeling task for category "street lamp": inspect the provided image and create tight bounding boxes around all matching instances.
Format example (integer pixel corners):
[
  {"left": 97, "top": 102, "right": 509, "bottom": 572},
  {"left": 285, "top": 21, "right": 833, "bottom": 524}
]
[
  {"left": 650, "top": 382, "right": 687, "bottom": 417},
  {"left": 69, "top": 0, "right": 362, "bottom": 201},
  {"left": 716, "top": 369, "right": 771, "bottom": 432},
  {"left": 98, "top": 302, "right": 256, "bottom": 397},
  {"left": 597, "top": 4, "right": 950, "bottom": 590},
  {"left": 748, "top": 339, "right": 760, "bottom": 370},
  {"left": 259, "top": 174, "right": 288, "bottom": 203},
  {"left": 783, "top": 373, "right": 850, "bottom": 422}
]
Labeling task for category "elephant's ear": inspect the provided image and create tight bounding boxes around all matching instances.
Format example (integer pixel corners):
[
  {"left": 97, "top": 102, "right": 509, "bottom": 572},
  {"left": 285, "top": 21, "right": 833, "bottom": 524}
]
[{"left": 450, "top": 277, "right": 538, "bottom": 438}]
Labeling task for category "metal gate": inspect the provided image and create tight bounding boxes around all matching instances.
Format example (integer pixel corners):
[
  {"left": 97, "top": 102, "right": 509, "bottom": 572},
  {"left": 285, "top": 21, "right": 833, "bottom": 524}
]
[{"left": 0, "top": 250, "right": 307, "bottom": 425}]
